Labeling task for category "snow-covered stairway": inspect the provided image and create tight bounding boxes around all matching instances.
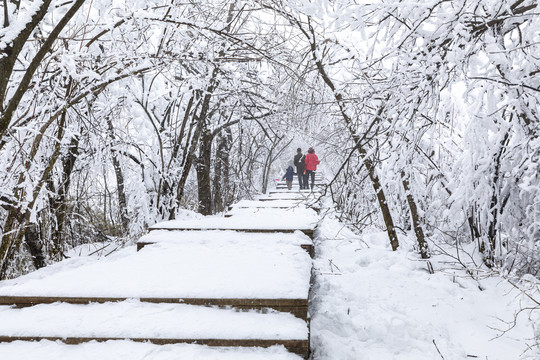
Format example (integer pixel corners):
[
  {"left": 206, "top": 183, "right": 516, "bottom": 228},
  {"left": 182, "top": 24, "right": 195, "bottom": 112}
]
[
  {"left": 276, "top": 173, "right": 325, "bottom": 190},
  {"left": 146, "top": 200, "right": 319, "bottom": 240},
  {"left": 0, "top": 175, "right": 323, "bottom": 359}
]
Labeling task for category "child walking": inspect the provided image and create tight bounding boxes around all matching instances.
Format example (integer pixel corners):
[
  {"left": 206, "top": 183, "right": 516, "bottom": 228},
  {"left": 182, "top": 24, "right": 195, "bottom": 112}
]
[{"left": 282, "top": 164, "right": 296, "bottom": 190}]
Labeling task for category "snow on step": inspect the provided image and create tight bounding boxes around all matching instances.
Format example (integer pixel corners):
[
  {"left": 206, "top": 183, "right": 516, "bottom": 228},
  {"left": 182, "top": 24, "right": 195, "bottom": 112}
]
[
  {"left": 230, "top": 199, "right": 319, "bottom": 210},
  {"left": 145, "top": 228, "right": 311, "bottom": 243},
  {"left": 268, "top": 191, "right": 322, "bottom": 197},
  {"left": 137, "top": 229, "right": 315, "bottom": 260},
  {"left": 258, "top": 192, "right": 318, "bottom": 201},
  {"left": 0, "top": 341, "right": 304, "bottom": 360},
  {"left": 206, "top": 215, "right": 316, "bottom": 256},
  {"left": 275, "top": 185, "right": 304, "bottom": 190},
  {"left": 231, "top": 199, "right": 306, "bottom": 208},
  {"left": 0, "top": 238, "right": 311, "bottom": 300},
  {"left": 275, "top": 176, "right": 324, "bottom": 186},
  {"left": 224, "top": 207, "right": 318, "bottom": 222},
  {"left": 149, "top": 209, "right": 318, "bottom": 233},
  {"left": 274, "top": 183, "right": 304, "bottom": 189},
  {"left": 276, "top": 173, "right": 324, "bottom": 182},
  {"left": 0, "top": 301, "right": 308, "bottom": 340},
  {"left": 138, "top": 229, "right": 312, "bottom": 248}
]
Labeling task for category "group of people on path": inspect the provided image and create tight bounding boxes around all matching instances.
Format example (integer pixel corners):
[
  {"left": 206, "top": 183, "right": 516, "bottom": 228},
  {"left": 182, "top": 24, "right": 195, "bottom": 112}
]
[{"left": 282, "top": 147, "right": 320, "bottom": 190}]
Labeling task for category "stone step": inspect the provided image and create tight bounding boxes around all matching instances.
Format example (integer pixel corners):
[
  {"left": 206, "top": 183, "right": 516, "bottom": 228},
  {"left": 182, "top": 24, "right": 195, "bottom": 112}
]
[
  {"left": 138, "top": 229, "right": 313, "bottom": 250},
  {"left": 276, "top": 181, "right": 323, "bottom": 186},
  {"left": 229, "top": 199, "right": 317, "bottom": 209},
  {"left": 148, "top": 226, "right": 315, "bottom": 240},
  {"left": 258, "top": 194, "right": 318, "bottom": 201},
  {"left": 0, "top": 296, "right": 309, "bottom": 320},
  {"left": 0, "top": 337, "right": 308, "bottom": 357},
  {"left": 0, "top": 340, "right": 305, "bottom": 360},
  {"left": 276, "top": 183, "right": 325, "bottom": 188},
  {"left": 0, "top": 301, "right": 309, "bottom": 357},
  {"left": 0, "top": 237, "right": 312, "bottom": 318},
  {"left": 224, "top": 206, "right": 317, "bottom": 217},
  {"left": 137, "top": 240, "right": 314, "bottom": 258},
  {"left": 148, "top": 217, "right": 317, "bottom": 239},
  {"left": 146, "top": 229, "right": 315, "bottom": 258},
  {"left": 221, "top": 208, "right": 318, "bottom": 251},
  {"left": 277, "top": 177, "right": 323, "bottom": 182},
  {"left": 269, "top": 190, "right": 322, "bottom": 195}
]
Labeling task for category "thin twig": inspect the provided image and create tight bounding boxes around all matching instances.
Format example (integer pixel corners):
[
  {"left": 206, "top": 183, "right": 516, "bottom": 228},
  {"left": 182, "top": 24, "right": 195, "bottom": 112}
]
[
  {"left": 507, "top": 279, "right": 540, "bottom": 306},
  {"left": 88, "top": 243, "right": 110, "bottom": 256},
  {"left": 432, "top": 339, "right": 445, "bottom": 359}
]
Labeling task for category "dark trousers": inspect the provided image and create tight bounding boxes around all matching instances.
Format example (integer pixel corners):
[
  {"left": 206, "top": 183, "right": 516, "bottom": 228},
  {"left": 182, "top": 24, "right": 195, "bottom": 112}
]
[
  {"left": 305, "top": 170, "right": 315, "bottom": 189},
  {"left": 296, "top": 167, "right": 305, "bottom": 189}
]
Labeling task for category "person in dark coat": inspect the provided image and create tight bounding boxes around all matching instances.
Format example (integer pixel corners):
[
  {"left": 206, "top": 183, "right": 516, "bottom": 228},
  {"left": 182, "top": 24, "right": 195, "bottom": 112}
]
[
  {"left": 304, "top": 147, "right": 320, "bottom": 190},
  {"left": 293, "top": 148, "right": 306, "bottom": 189},
  {"left": 282, "top": 164, "right": 296, "bottom": 190}
]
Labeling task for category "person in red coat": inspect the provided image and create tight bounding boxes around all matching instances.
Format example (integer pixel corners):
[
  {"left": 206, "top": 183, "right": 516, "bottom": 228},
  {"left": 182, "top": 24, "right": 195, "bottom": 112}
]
[{"left": 304, "top": 147, "right": 320, "bottom": 190}]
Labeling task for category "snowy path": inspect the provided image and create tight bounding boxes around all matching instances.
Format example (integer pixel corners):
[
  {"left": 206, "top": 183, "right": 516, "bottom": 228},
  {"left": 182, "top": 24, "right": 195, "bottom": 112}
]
[
  {"left": 0, "top": 177, "right": 321, "bottom": 359},
  {"left": 3, "top": 173, "right": 534, "bottom": 359}
]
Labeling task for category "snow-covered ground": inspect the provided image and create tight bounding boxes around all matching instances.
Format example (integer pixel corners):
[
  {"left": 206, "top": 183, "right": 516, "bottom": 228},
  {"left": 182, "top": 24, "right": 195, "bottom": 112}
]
[
  {"left": 1, "top": 187, "right": 538, "bottom": 359},
  {"left": 310, "top": 213, "right": 539, "bottom": 359}
]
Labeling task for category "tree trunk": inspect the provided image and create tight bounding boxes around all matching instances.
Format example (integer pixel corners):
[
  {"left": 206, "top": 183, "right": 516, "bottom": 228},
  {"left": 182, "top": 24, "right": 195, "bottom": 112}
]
[
  {"left": 363, "top": 157, "right": 399, "bottom": 251},
  {"left": 0, "top": 0, "right": 54, "bottom": 109},
  {"left": 212, "top": 128, "right": 232, "bottom": 213},
  {"left": 189, "top": 71, "right": 219, "bottom": 215},
  {"left": 24, "top": 223, "right": 46, "bottom": 269},
  {"left": 401, "top": 171, "right": 429, "bottom": 258},
  {"left": 0, "top": 102, "right": 70, "bottom": 279},
  {"left": 300, "top": 19, "right": 400, "bottom": 251},
  {"left": 0, "top": 0, "right": 86, "bottom": 141},
  {"left": 261, "top": 147, "right": 273, "bottom": 195},
  {"left": 163, "top": 96, "right": 195, "bottom": 220},
  {"left": 223, "top": 128, "right": 233, "bottom": 208},
  {"left": 174, "top": 116, "right": 202, "bottom": 218},
  {"left": 0, "top": 213, "right": 25, "bottom": 279},
  {"left": 197, "top": 128, "right": 213, "bottom": 215},
  {"left": 106, "top": 117, "right": 130, "bottom": 233},
  {"left": 192, "top": 3, "right": 239, "bottom": 215},
  {"left": 49, "top": 134, "right": 80, "bottom": 259},
  {"left": 483, "top": 130, "right": 511, "bottom": 267}
]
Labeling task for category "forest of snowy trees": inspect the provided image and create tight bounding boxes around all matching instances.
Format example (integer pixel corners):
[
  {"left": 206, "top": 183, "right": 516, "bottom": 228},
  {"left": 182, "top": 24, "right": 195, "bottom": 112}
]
[{"left": 0, "top": 0, "right": 539, "bottom": 282}]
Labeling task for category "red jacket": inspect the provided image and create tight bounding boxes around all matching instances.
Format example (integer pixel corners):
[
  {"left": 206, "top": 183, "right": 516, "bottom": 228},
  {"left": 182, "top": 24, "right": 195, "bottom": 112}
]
[{"left": 304, "top": 153, "right": 320, "bottom": 171}]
